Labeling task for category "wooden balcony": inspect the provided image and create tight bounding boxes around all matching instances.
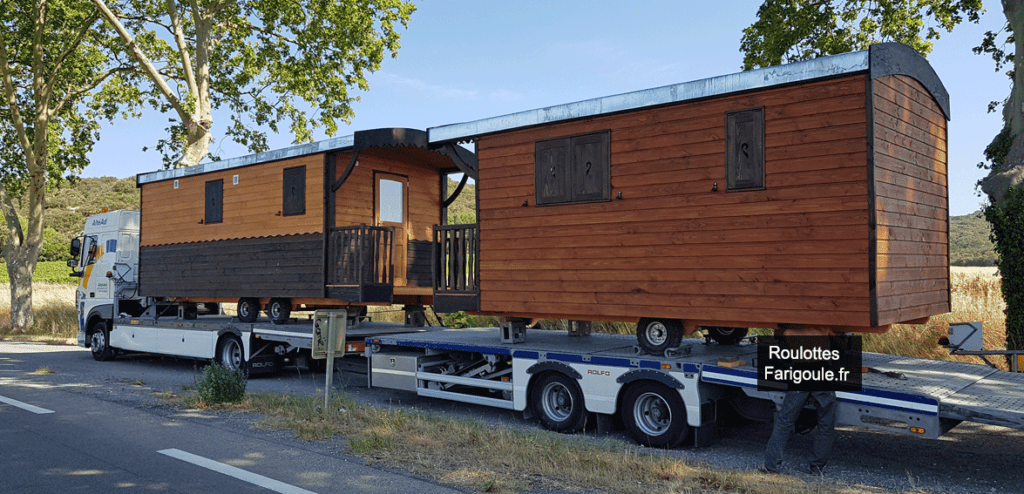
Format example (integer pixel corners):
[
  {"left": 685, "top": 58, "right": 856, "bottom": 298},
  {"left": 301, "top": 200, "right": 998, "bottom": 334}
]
[{"left": 326, "top": 224, "right": 394, "bottom": 303}]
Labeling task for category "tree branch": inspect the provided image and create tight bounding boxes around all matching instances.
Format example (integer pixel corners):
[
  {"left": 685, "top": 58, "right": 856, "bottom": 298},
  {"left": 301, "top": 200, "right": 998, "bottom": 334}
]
[
  {"left": 0, "top": 13, "right": 36, "bottom": 167},
  {"left": 91, "top": 0, "right": 189, "bottom": 120},
  {"left": 50, "top": 65, "right": 134, "bottom": 117},
  {"left": 166, "top": 0, "right": 198, "bottom": 105},
  {"left": 50, "top": 12, "right": 103, "bottom": 85}
]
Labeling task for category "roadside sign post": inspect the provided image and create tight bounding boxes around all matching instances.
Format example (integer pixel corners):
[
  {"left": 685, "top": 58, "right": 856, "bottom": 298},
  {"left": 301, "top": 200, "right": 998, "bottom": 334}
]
[{"left": 312, "top": 310, "right": 347, "bottom": 410}]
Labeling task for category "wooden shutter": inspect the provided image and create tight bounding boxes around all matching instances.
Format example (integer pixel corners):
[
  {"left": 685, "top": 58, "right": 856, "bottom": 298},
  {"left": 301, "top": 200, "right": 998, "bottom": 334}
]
[
  {"left": 535, "top": 137, "right": 571, "bottom": 205},
  {"left": 205, "top": 179, "right": 223, "bottom": 224},
  {"left": 571, "top": 131, "right": 610, "bottom": 202},
  {"left": 726, "top": 109, "right": 765, "bottom": 191},
  {"left": 282, "top": 165, "right": 306, "bottom": 216}
]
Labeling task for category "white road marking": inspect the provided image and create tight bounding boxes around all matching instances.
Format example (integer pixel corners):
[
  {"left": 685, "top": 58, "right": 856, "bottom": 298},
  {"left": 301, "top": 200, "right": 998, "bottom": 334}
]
[
  {"left": 0, "top": 394, "right": 55, "bottom": 414},
  {"left": 158, "top": 448, "right": 316, "bottom": 494}
]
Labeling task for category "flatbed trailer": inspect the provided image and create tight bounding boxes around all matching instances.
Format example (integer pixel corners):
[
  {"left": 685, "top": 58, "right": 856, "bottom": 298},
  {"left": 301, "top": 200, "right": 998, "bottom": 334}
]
[
  {"left": 366, "top": 328, "right": 1024, "bottom": 447},
  {"left": 94, "top": 314, "right": 430, "bottom": 374}
]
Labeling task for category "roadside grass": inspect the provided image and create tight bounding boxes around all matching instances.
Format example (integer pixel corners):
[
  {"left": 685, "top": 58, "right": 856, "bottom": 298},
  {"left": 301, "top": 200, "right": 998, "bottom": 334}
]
[{"left": 233, "top": 391, "right": 867, "bottom": 494}]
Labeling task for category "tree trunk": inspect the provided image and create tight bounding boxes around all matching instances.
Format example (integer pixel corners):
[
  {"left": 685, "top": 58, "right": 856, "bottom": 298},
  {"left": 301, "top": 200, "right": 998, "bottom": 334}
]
[
  {"left": 178, "top": 115, "right": 212, "bottom": 167},
  {"left": 4, "top": 248, "right": 35, "bottom": 333}
]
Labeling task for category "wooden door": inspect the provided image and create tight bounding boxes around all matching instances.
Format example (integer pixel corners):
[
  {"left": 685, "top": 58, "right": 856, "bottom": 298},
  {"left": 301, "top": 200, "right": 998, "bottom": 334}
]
[{"left": 375, "top": 172, "right": 408, "bottom": 286}]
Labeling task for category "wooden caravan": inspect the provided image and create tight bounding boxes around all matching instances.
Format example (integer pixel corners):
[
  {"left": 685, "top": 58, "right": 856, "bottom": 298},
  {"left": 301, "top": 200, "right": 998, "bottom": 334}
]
[
  {"left": 427, "top": 43, "right": 950, "bottom": 349},
  {"left": 136, "top": 128, "right": 477, "bottom": 322}
]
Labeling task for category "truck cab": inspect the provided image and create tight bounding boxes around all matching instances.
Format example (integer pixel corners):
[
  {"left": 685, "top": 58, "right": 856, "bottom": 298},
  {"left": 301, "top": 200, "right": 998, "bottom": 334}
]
[{"left": 69, "top": 209, "right": 143, "bottom": 350}]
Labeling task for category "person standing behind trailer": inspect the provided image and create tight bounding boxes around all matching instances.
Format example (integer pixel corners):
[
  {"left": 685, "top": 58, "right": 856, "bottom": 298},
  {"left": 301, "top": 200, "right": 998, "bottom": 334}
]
[{"left": 759, "top": 329, "right": 838, "bottom": 475}]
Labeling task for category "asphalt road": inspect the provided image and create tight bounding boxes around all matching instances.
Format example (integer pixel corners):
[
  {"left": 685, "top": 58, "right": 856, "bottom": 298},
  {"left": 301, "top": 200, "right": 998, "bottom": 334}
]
[
  {"left": 0, "top": 341, "right": 460, "bottom": 494},
  {"left": 2, "top": 340, "right": 1022, "bottom": 494}
]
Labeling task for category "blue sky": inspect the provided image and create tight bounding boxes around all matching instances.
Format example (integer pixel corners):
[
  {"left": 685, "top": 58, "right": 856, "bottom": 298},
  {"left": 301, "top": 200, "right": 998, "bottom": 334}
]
[{"left": 85, "top": 1, "right": 1009, "bottom": 217}]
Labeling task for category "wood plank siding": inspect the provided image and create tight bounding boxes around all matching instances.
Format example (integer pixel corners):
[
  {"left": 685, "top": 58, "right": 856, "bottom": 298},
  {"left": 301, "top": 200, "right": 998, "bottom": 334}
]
[
  {"left": 474, "top": 75, "right": 877, "bottom": 327},
  {"left": 139, "top": 234, "right": 323, "bottom": 298},
  {"left": 140, "top": 154, "right": 325, "bottom": 246},
  {"left": 872, "top": 74, "right": 950, "bottom": 325}
]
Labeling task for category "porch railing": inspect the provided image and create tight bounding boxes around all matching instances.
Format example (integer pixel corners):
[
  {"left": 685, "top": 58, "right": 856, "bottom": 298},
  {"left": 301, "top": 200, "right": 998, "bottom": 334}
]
[
  {"left": 328, "top": 224, "right": 394, "bottom": 287},
  {"left": 434, "top": 223, "right": 479, "bottom": 294}
]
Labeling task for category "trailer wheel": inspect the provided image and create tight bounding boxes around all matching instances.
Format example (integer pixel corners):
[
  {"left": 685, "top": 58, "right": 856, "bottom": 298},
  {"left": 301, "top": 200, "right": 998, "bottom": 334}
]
[
  {"left": 704, "top": 326, "right": 748, "bottom": 345},
  {"left": 622, "top": 381, "right": 690, "bottom": 448},
  {"left": 237, "top": 298, "right": 260, "bottom": 323},
  {"left": 531, "top": 372, "right": 587, "bottom": 433},
  {"left": 636, "top": 318, "right": 683, "bottom": 355},
  {"left": 217, "top": 334, "right": 247, "bottom": 372},
  {"left": 267, "top": 298, "right": 291, "bottom": 323},
  {"left": 89, "top": 321, "right": 115, "bottom": 362}
]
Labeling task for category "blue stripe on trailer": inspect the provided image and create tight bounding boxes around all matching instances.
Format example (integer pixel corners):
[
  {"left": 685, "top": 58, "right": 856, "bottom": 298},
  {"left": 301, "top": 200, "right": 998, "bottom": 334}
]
[
  {"left": 837, "top": 389, "right": 939, "bottom": 416},
  {"left": 513, "top": 350, "right": 539, "bottom": 359},
  {"left": 702, "top": 365, "right": 759, "bottom": 388},
  {"left": 378, "top": 338, "right": 513, "bottom": 356},
  {"left": 699, "top": 365, "right": 940, "bottom": 416}
]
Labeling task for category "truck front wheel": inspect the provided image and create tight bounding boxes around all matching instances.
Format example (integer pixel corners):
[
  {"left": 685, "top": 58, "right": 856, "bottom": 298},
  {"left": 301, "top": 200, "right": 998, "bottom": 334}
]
[
  {"left": 237, "top": 298, "right": 260, "bottom": 323},
  {"left": 90, "top": 321, "right": 115, "bottom": 362},
  {"left": 622, "top": 381, "right": 690, "bottom": 448},
  {"left": 531, "top": 372, "right": 587, "bottom": 433},
  {"left": 217, "top": 335, "right": 247, "bottom": 372}
]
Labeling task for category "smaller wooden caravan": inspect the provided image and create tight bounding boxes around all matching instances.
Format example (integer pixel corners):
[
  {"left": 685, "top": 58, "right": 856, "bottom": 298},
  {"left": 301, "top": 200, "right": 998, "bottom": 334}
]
[
  {"left": 135, "top": 128, "right": 477, "bottom": 322},
  {"left": 427, "top": 43, "right": 951, "bottom": 352}
]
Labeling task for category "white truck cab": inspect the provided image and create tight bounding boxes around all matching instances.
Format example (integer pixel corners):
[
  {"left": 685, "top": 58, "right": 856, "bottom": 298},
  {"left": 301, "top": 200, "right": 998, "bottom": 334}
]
[{"left": 69, "top": 209, "right": 143, "bottom": 349}]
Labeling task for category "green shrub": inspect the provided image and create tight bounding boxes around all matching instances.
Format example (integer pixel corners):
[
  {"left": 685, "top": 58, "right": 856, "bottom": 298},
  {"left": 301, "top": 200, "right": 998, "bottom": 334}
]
[{"left": 194, "top": 363, "right": 247, "bottom": 404}]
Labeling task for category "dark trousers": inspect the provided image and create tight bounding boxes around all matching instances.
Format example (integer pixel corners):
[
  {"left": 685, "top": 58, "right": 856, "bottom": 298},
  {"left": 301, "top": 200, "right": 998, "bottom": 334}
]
[{"left": 764, "top": 391, "right": 836, "bottom": 471}]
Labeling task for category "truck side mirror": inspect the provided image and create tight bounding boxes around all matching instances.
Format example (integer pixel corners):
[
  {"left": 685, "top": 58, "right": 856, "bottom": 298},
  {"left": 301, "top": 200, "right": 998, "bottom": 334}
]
[
  {"left": 67, "top": 259, "right": 78, "bottom": 268},
  {"left": 70, "top": 238, "right": 81, "bottom": 257}
]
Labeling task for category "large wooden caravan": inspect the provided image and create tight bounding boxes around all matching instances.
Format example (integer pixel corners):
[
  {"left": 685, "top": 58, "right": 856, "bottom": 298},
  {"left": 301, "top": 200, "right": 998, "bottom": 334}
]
[
  {"left": 136, "top": 128, "right": 476, "bottom": 322},
  {"left": 135, "top": 43, "right": 950, "bottom": 351},
  {"left": 427, "top": 43, "right": 950, "bottom": 349}
]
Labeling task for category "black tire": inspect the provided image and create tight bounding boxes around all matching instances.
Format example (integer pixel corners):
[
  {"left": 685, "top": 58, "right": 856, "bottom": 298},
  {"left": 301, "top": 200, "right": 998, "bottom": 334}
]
[
  {"left": 622, "top": 381, "right": 690, "bottom": 448},
  {"left": 530, "top": 372, "right": 587, "bottom": 433},
  {"left": 216, "top": 334, "right": 247, "bottom": 372},
  {"left": 636, "top": 318, "right": 683, "bottom": 355},
  {"left": 237, "top": 298, "right": 260, "bottom": 323},
  {"left": 267, "top": 298, "right": 291, "bottom": 323},
  {"left": 89, "top": 321, "right": 115, "bottom": 362},
  {"left": 705, "top": 326, "right": 749, "bottom": 345}
]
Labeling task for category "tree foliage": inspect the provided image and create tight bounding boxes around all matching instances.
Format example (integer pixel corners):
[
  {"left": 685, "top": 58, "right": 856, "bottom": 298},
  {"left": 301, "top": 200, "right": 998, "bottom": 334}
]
[
  {"left": 91, "top": 0, "right": 415, "bottom": 168},
  {"left": 0, "top": 0, "right": 135, "bottom": 331},
  {"left": 740, "top": 0, "right": 982, "bottom": 70}
]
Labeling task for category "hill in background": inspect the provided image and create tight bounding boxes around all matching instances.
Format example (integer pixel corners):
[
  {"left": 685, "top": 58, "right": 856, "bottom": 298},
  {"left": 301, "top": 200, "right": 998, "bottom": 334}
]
[
  {"left": 950, "top": 211, "right": 996, "bottom": 266},
  {"left": 0, "top": 175, "right": 994, "bottom": 267}
]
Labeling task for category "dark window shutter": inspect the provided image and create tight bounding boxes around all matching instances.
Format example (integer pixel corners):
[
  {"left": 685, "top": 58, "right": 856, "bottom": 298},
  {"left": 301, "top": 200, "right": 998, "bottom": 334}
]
[
  {"left": 571, "top": 131, "right": 611, "bottom": 202},
  {"left": 205, "top": 179, "right": 223, "bottom": 224},
  {"left": 282, "top": 166, "right": 306, "bottom": 216},
  {"left": 726, "top": 109, "right": 765, "bottom": 191},
  {"left": 535, "top": 137, "right": 571, "bottom": 205}
]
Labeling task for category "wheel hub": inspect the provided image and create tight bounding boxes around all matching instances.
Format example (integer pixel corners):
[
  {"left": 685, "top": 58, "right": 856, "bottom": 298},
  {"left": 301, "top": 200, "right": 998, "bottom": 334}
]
[{"left": 645, "top": 322, "right": 668, "bottom": 346}]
